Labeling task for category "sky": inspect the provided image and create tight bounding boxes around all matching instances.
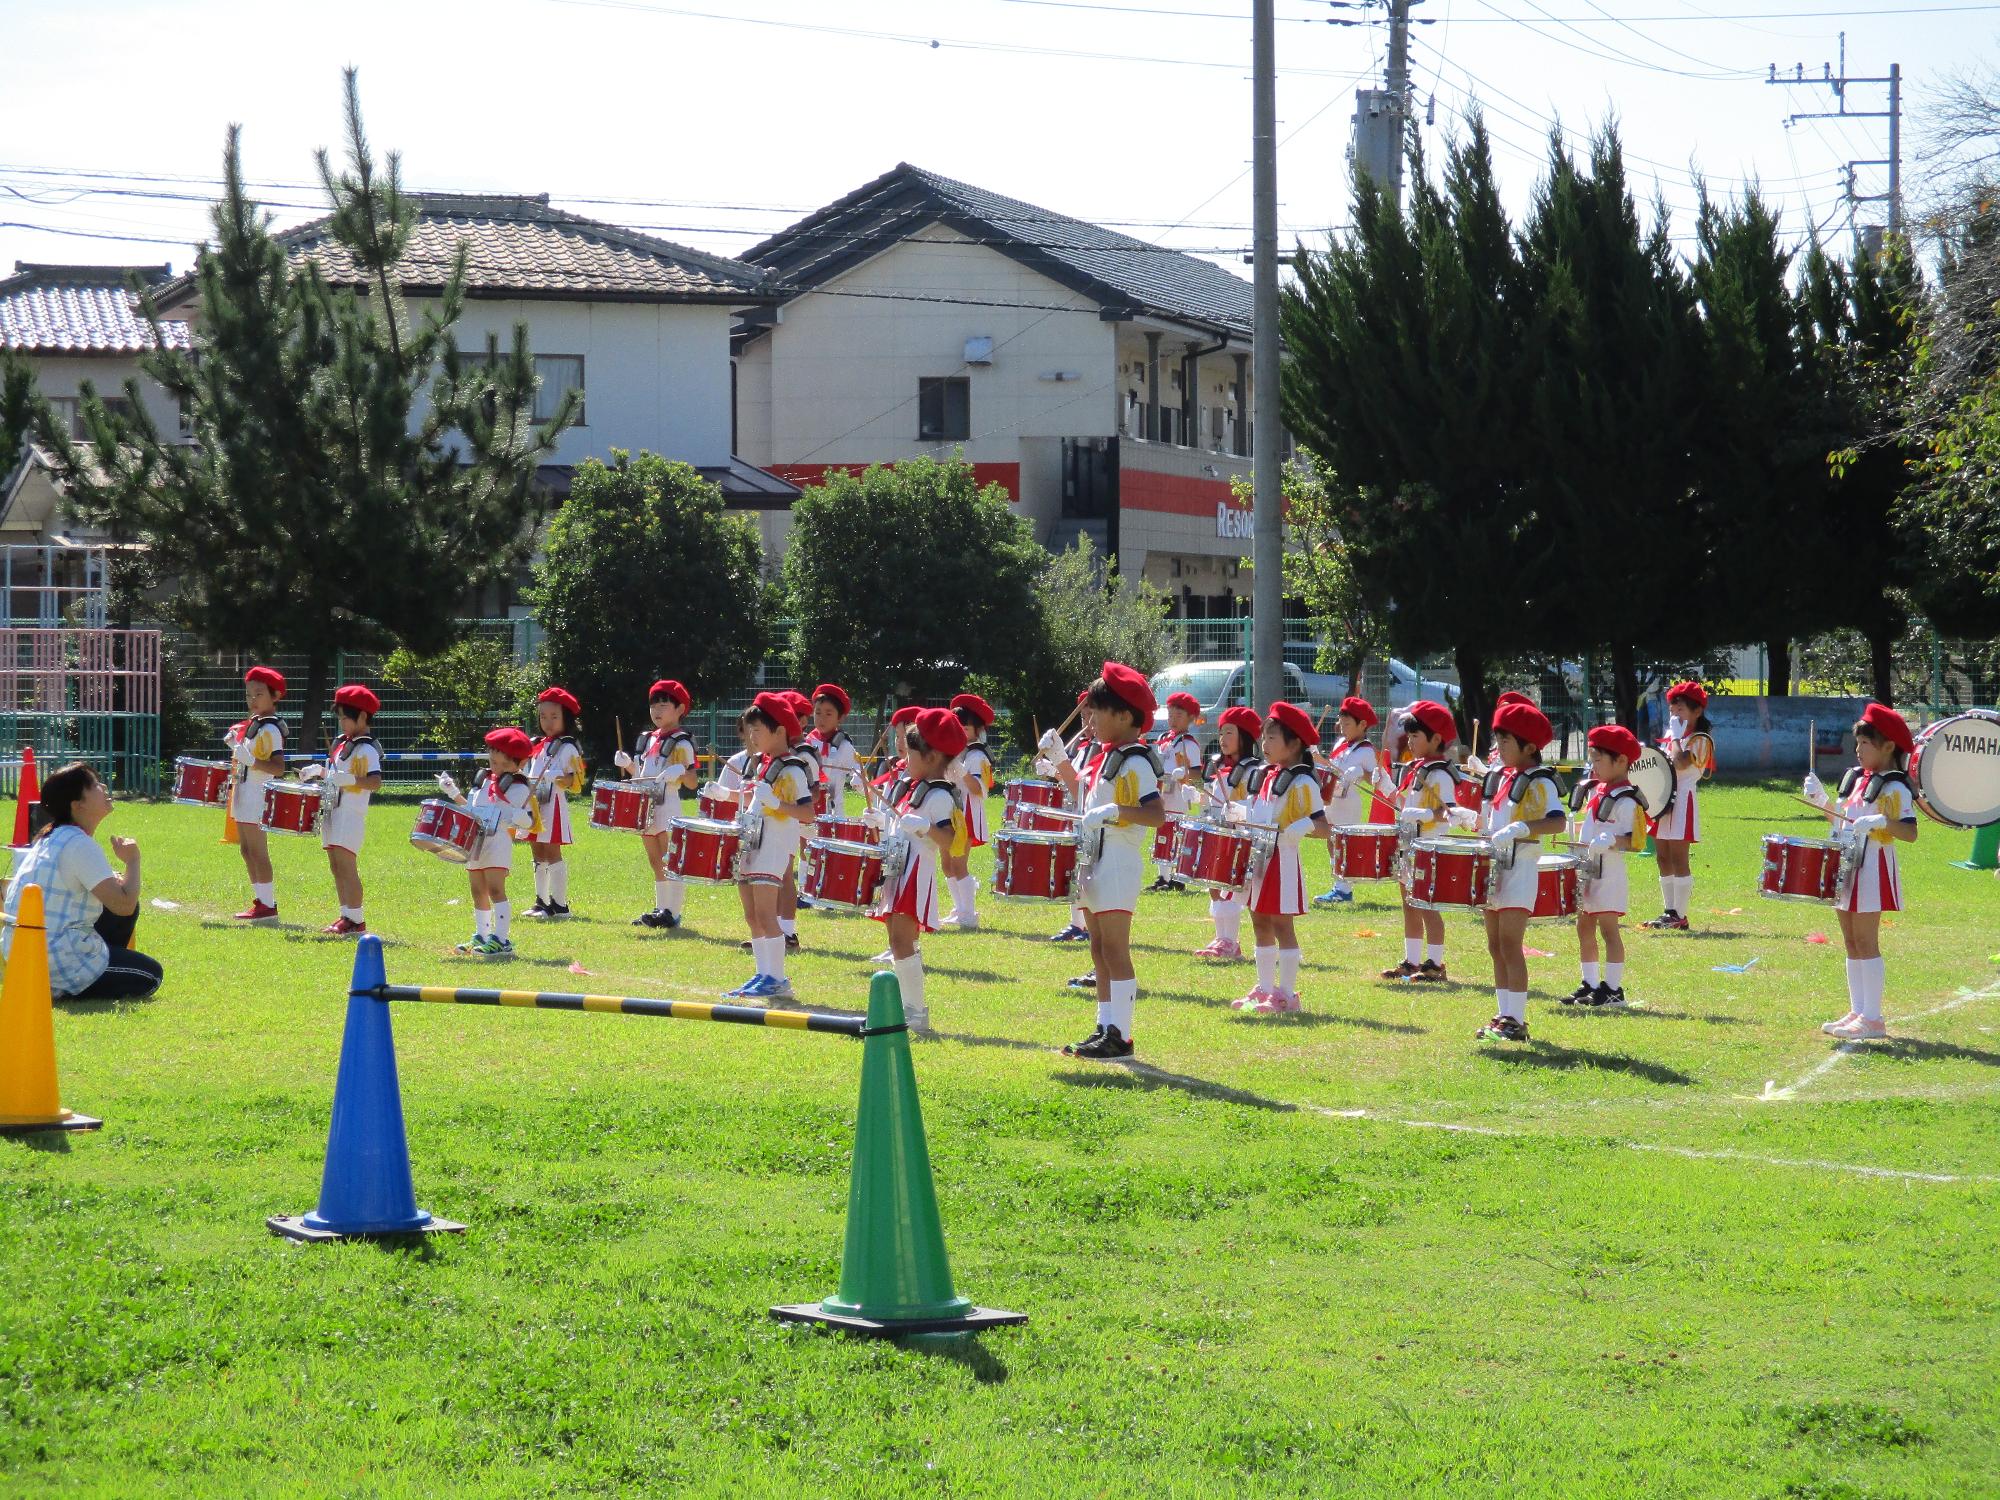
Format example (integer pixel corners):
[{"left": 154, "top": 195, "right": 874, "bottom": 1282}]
[{"left": 0, "top": 0, "right": 1993, "bottom": 284}]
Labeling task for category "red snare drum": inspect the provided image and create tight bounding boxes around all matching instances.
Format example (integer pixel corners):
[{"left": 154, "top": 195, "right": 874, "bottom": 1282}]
[
  {"left": 698, "top": 791, "right": 736, "bottom": 821},
  {"left": 992, "top": 828, "right": 1079, "bottom": 902},
  {"left": 410, "top": 798, "right": 481, "bottom": 863},
  {"left": 1012, "top": 804, "right": 1072, "bottom": 833},
  {"left": 1404, "top": 837, "right": 1494, "bottom": 910},
  {"left": 590, "top": 779, "right": 655, "bottom": 834},
  {"left": 172, "top": 757, "right": 231, "bottom": 807},
  {"left": 1757, "top": 834, "right": 1853, "bottom": 906},
  {"left": 803, "top": 837, "right": 885, "bottom": 914},
  {"left": 1454, "top": 776, "right": 1484, "bottom": 811},
  {"left": 1526, "top": 854, "right": 1580, "bottom": 922},
  {"left": 1004, "top": 779, "right": 1067, "bottom": 827},
  {"left": 1151, "top": 815, "right": 1183, "bottom": 865},
  {"left": 1174, "top": 820, "right": 1256, "bottom": 893},
  {"left": 1330, "top": 823, "right": 1399, "bottom": 881},
  {"left": 260, "top": 780, "right": 322, "bottom": 836},
  {"left": 667, "top": 816, "right": 743, "bottom": 885},
  {"left": 813, "top": 781, "right": 832, "bottom": 818},
  {"left": 1316, "top": 765, "right": 1341, "bottom": 803},
  {"left": 817, "top": 815, "right": 878, "bottom": 845}
]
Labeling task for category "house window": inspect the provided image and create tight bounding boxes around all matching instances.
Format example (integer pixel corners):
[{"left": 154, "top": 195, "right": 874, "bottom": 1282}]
[
  {"left": 535, "top": 355, "right": 584, "bottom": 426},
  {"left": 45, "top": 396, "right": 133, "bottom": 441},
  {"left": 918, "top": 377, "right": 970, "bottom": 441}
]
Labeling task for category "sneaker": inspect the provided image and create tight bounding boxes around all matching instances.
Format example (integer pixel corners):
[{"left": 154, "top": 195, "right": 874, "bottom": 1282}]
[
  {"left": 1820, "top": 1011, "right": 1861, "bottom": 1035},
  {"left": 656, "top": 909, "right": 681, "bottom": 930},
  {"left": 1477, "top": 1014, "right": 1529, "bottom": 1043},
  {"left": 483, "top": 937, "right": 515, "bottom": 959},
  {"left": 1066, "top": 972, "right": 1098, "bottom": 991},
  {"left": 231, "top": 900, "right": 279, "bottom": 924},
  {"left": 1252, "top": 990, "right": 1302, "bottom": 1015},
  {"left": 785, "top": 932, "right": 801, "bottom": 952},
  {"left": 1411, "top": 960, "right": 1448, "bottom": 984},
  {"left": 905, "top": 1005, "right": 933, "bottom": 1036},
  {"left": 797, "top": 894, "right": 817, "bottom": 910},
  {"left": 322, "top": 917, "right": 366, "bottom": 937},
  {"left": 1194, "top": 937, "right": 1243, "bottom": 960},
  {"left": 1380, "top": 960, "right": 1421, "bottom": 980},
  {"left": 723, "top": 975, "right": 764, "bottom": 998},
  {"left": 938, "top": 913, "right": 980, "bottom": 931},
  {"left": 1232, "top": 986, "right": 1275, "bottom": 1011},
  {"left": 1640, "top": 910, "right": 1675, "bottom": 930},
  {"left": 1565, "top": 982, "right": 1596, "bottom": 1006},
  {"left": 527, "top": 897, "right": 551, "bottom": 917},
  {"left": 1660, "top": 913, "right": 1689, "bottom": 931},
  {"left": 1168, "top": 880, "right": 1190, "bottom": 894},
  {"left": 544, "top": 902, "right": 572, "bottom": 920},
  {"left": 1830, "top": 1016, "right": 1888, "bottom": 1041},
  {"left": 738, "top": 974, "right": 779, "bottom": 1000},
  {"left": 1592, "top": 984, "right": 1628, "bottom": 1008},
  {"left": 1312, "top": 889, "right": 1342, "bottom": 908},
  {"left": 454, "top": 935, "right": 484, "bottom": 953},
  {"left": 1148, "top": 875, "right": 1173, "bottom": 893},
  {"left": 1049, "top": 924, "right": 1090, "bottom": 943},
  {"left": 871, "top": 948, "right": 896, "bottom": 963},
  {"left": 1063, "top": 1024, "right": 1133, "bottom": 1059},
  {"left": 761, "top": 975, "right": 795, "bottom": 1001},
  {"left": 1329, "top": 887, "right": 1354, "bottom": 903}
]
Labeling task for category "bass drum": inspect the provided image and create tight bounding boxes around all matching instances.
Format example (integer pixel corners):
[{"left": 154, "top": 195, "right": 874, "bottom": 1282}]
[
  {"left": 1909, "top": 710, "right": 2000, "bottom": 829},
  {"left": 1627, "top": 747, "right": 1676, "bottom": 822}
]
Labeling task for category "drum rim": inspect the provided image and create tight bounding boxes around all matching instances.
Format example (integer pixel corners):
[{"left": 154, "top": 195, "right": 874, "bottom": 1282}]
[
  {"left": 996, "top": 827, "right": 1079, "bottom": 846},
  {"left": 1911, "top": 711, "right": 2000, "bottom": 828},
  {"left": 1627, "top": 746, "right": 1677, "bottom": 818}
]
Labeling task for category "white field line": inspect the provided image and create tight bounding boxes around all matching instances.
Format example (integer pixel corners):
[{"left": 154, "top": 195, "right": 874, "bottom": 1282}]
[{"left": 1761, "top": 977, "right": 2000, "bottom": 1102}]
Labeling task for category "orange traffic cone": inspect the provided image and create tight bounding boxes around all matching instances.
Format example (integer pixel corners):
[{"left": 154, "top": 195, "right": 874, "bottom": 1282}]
[
  {"left": 11, "top": 745, "right": 37, "bottom": 848},
  {"left": 0, "top": 885, "right": 101, "bottom": 1134}
]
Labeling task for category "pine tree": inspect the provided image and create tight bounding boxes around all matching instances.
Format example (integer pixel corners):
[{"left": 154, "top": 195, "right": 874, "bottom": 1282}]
[
  {"left": 1, "top": 356, "right": 34, "bottom": 479},
  {"left": 33, "top": 70, "right": 576, "bottom": 748}
]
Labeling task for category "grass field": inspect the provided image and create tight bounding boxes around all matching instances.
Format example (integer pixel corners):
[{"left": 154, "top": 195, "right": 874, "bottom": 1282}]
[{"left": 3, "top": 781, "right": 1997, "bottom": 1498}]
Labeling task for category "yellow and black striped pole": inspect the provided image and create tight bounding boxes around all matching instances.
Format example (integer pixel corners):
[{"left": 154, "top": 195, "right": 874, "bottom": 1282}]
[{"left": 364, "top": 985, "right": 872, "bottom": 1039}]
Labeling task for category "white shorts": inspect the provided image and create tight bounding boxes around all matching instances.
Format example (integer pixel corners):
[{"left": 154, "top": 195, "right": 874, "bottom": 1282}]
[
  {"left": 1486, "top": 841, "right": 1543, "bottom": 913},
  {"left": 467, "top": 831, "right": 516, "bottom": 872},
  {"left": 1580, "top": 855, "right": 1627, "bottom": 916},
  {"left": 320, "top": 793, "right": 368, "bottom": 854},
  {"left": 1080, "top": 834, "right": 1144, "bottom": 916},
  {"left": 231, "top": 772, "right": 271, "bottom": 824},
  {"left": 738, "top": 818, "right": 800, "bottom": 884}
]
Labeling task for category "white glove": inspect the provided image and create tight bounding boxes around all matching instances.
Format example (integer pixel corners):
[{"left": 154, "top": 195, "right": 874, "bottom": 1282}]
[
  {"left": 1033, "top": 756, "right": 1056, "bottom": 778},
  {"left": 1082, "top": 803, "right": 1118, "bottom": 836},
  {"left": 436, "top": 771, "right": 461, "bottom": 799},
  {"left": 1447, "top": 806, "right": 1479, "bottom": 831},
  {"left": 1489, "top": 820, "right": 1528, "bottom": 854},
  {"left": 752, "top": 783, "right": 781, "bottom": 812},
  {"left": 1038, "top": 729, "right": 1065, "bottom": 758},
  {"left": 1589, "top": 830, "right": 1616, "bottom": 851},
  {"left": 1465, "top": 753, "right": 1487, "bottom": 776},
  {"left": 863, "top": 805, "right": 887, "bottom": 831},
  {"left": 232, "top": 738, "right": 257, "bottom": 767},
  {"left": 323, "top": 767, "right": 357, "bottom": 790},
  {"left": 698, "top": 780, "right": 733, "bottom": 802},
  {"left": 1803, "top": 773, "right": 1828, "bottom": 807},
  {"left": 1336, "top": 769, "right": 1359, "bottom": 795},
  {"left": 298, "top": 762, "right": 325, "bottom": 782},
  {"left": 1397, "top": 804, "right": 1427, "bottom": 828},
  {"left": 614, "top": 750, "right": 634, "bottom": 771},
  {"left": 1847, "top": 813, "right": 1887, "bottom": 838},
  {"left": 1373, "top": 768, "right": 1395, "bottom": 794},
  {"left": 896, "top": 812, "right": 930, "bottom": 839},
  {"left": 1279, "top": 816, "right": 1315, "bottom": 850}
]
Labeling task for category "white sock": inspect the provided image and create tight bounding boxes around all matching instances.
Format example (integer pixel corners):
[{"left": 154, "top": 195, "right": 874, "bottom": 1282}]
[
  {"left": 1278, "top": 948, "right": 1301, "bottom": 995},
  {"left": 1605, "top": 961, "right": 1623, "bottom": 988},
  {"left": 1425, "top": 941, "right": 1444, "bottom": 965},
  {"left": 654, "top": 879, "right": 672, "bottom": 911},
  {"left": 1214, "top": 899, "right": 1242, "bottom": 944},
  {"left": 1072, "top": 905, "right": 1086, "bottom": 931},
  {"left": 1581, "top": 960, "right": 1600, "bottom": 986},
  {"left": 892, "top": 954, "right": 926, "bottom": 1025},
  {"left": 1106, "top": 977, "right": 1136, "bottom": 1035},
  {"left": 534, "top": 864, "right": 550, "bottom": 901},
  {"left": 1844, "top": 957, "right": 1861, "bottom": 1013},
  {"left": 1859, "top": 956, "right": 1885, "bottom": 1022},
  {"left": 341, "top": 905, "right": 363, "bottom": 924},
  {"left": 780, "top": 917, "right": 797, "bottom": 937},
  {"left": 1677, "top": 874, "right": 1694, "bottom": 913},
  {"left": 1255, "top": 945, "right": 1278, "bottom": 991},
  {"left": 1505, "top": 990, "right": 1527, "bottom": 1021},
  {"left": 663, "top": 878, "right": 684, "bottom": 918},
  {"left": 953, "top": 876, "right": 977, "bottom": 918},
  {"left": 252, "top": 882, "right": 274, "bottom": 906},
  {"left": 1404, "top": 937, "right": 1423, "bottom": 966},
  {"left": 550, "top": 860, "right": 568, "bottom": 904},
  {"left": 475, "top": 906, "right": 493, "bottom": 938},
  {"left": 1495, "top": 986, "right": 1509, "bottom": 1017},
  {"left": 751, "top": 935, "right": 778, "bottom": 979},
  {"left": 1658, "top": 873, "right": 1674, "bottom": 911},
  {"left": 767, "top": 932, "right": 787, "bottom": 982},
  {"left": 494, "top": 900, "right": 513, "bottom": 941}
]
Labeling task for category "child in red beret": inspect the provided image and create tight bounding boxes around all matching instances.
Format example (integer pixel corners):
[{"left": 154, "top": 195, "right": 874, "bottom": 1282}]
[
  {"left": 720, "top": 692, "right": 818, "bottom": 1002},
  {"left": 1193, "top": 705, "right": 1263, "bottom": 960},
  {"left": 438, "top": 727, "right": 537, "bottom": 955},
  {"left": 1381, "top": 700, "right": 1475, "bottom": 983},
  {"left": 1569, "top": 725, "right": 1647, "bottom": 1008},
  {"left": 228, "top": 665, "right": 289, "bottom": 923},
  {"left": 1803, "top": 703, "right": 1919, "bottom": 1040},
  {"left": 614, "top": 679, "right": 699, "bottom": 930},
  {"left": 1475, "top": 700, "right": 1564, "bottom": 1043},
  {"left": 304, "top": 683, "right": 384, "bottom": 935},
  {"left": 526, "top": 686, "right": 587, "bottom": 920},
  {"left": 941, "top": 693, "right": 998, "bottom": 930},
  {"left": 1038, "top": 696, "right": 1100, "bottom": 947},
  {"left": 1643, "top": 681, "right": 1715, "bottom": 932},
  {"left": 1236, "top": 702, "right": 1329, "bottom": 1014},
  {"left": 1150, "top": 691, "right": 1205, "bottom": 893},
  {"left": 1314, "top": 695, "right": 1380, "bottom": 907},
  {"left": 871, "top": 707, "right": 969, "bottom": 1033},
  {"left": 806, "top": 684, "right": 863, "bottom": 811}
]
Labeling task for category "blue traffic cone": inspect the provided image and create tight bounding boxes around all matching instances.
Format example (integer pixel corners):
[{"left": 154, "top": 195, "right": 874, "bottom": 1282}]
[{"left": 268, "top": 936, "right": 463, "bottom": 1242}]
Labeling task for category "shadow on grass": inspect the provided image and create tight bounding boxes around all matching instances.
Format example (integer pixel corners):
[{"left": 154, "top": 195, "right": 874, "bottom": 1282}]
[
  {"left": 1633, "top": 929, "right": 1749, "bottom": 942},
  {"left": 54, "top": 994, "right": 161, "bottom": 1015},
  {"left": 1, "top": 1131, "right": 74, "bottom": 1154},
  {"left": 1478, "top": 1038, "right": 1696, "bottom": 1086},
  {"left": 938, "top": 1029, "right": 1054, "bottom": 1055},
  {"left": 1555, "top": 1004, "right": 1752, "bottom": 1026},
  {"left": 919, "top": 966, "right": 1019, "bottom": 984},
  {"left": 1861, "top": 1036, "right": 2000, "bottom": 1069},
  {"left": 1053, "top": 1060, "right": 1299, "bottom": 1114}
]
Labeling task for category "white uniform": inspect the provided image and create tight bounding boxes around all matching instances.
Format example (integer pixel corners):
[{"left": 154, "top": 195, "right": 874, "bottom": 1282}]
[
  {"left": 878, "top": 779, "right": 958, "bottom": 931},
  {"left": 1396, "top": 758, "right": 1460, "bottom": 838},
  {"left": 229, "top": 713, "right": 286, "bottom": 823},
  {"left": 467, "top": 771, "right": 533, "bottom": 871},
  {"left": 1152, "top": 729, "right": 1204, "bottom": 817},
  {"left": 959, "top": 742, "right": 995, "bottom": 845},
  {"left": 807, "top": 728, "right": 863, "bottom": 812},
  {"left": 319, "top": 732, "right": 382, "bottom": 853},
  {"left": 1837, "top": 766, "right": 1915, "bottom": 914},
  {"left": 1321, "top": 735, "right": 1377, "bottom": 829},
  {"left": 718, "top": 748, "right": 755, "bottom": 797},
  {"left": 527, "top": 735, "right": 585, "bottom": 844},
  {"left": 1247, "top": 763, "right": 1324, "bottom": 916},
  {"left": 1482, "top": 765, "right": 1561, "bottom": 913},
  {"left": 1653, "top": 727, "right": 1713, "bottom": 842},
  {"left": 1077, "top": 741, "right": 1162, "bottom": 916},
  {"left": 637, "top": 727, "right": 696, "bottom": 835},
  {"left": 738, "top": 751, "right": 816, "bottom": 885},
  {"left": 1578, "top": 780, "right": 1642, "bottom": 916}
]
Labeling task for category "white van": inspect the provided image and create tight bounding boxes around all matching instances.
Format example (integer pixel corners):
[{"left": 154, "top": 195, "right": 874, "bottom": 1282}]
[{"left": 1147, "top": 660, "right": 1308, "bottom": 738}]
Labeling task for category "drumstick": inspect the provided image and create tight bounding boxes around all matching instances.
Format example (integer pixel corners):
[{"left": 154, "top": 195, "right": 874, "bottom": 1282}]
[
  {"left": 615, "top": 715, "right": 625, "bottom": 768},
  {"left": 1795, "top": 795, "right": 1853, "bottom": 822},
  {"left": 1053, "top": 698, "right": 1082, "bottom": 739},
  {"left": 1471, "top": 718, "right": 1481, "bottom": 762},
  {"left": 1808, "top": 719, "right": 1815, "bottom": 778}
]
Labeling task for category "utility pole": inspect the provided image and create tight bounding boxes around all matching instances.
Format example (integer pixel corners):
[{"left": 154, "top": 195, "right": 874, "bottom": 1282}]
[
  {"left": 1384, "top": 0, "right": 1412, "bottom": 207},
  {"left": 1766, "top": 33, "right": 1903, "bottom": 256},
  {"left": 1345, "top": 0, "right": 1427, "bottom": 210},
  {"left": 1250, "top": 0, "right": 1282, "bottom": 712}
]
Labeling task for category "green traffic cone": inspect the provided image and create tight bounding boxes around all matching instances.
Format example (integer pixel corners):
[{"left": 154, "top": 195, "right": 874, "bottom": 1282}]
[
  {"left": 770, "top": 971, "right": 1024, "bottom": 1337},
  {"left": 1954, "top": 821, "right": 2000, "bottom": 871}
]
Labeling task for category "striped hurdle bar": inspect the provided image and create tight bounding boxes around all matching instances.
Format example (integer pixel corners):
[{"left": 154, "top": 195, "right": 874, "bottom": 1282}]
[{"left": 269, "top": 936, "right": 1023, "bottom": 1338}]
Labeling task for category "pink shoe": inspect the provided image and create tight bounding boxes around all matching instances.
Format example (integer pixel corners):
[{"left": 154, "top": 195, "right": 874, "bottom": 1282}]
[
  {"left": 1253, "top": 990, "right": 1302, "bottom": 1015},
  {"left": 1194, "top": 937, "right": 1228, "bottom": 957},
  {"left": 1820, "top": 1011, "right": 1859, "bottom": 1035},
  {"left": 1232, "top": 985, "right": 1274, "bottom": 1011},
  {"left": 1830, "top": 1016, "right": 1888, "bottom": 1040}
]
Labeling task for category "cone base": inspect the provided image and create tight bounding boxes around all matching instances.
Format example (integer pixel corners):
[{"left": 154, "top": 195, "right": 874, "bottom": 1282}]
[
  {"left": 0, "top": 1109, "right": 101, "bottom": 1135},
  {"left": 267, "top": 1213, "right": 466, "bottom": 1243},
  {"left": 1951, "top": 860, "right": 1998, "bottom": 872},
  {"left": 769, "top": 1303, "right": 1026, "bottom": 1337}
]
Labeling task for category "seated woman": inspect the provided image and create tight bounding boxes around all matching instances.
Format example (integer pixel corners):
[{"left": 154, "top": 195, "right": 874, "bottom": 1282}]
[{"left": 2, "top": 761, "right": 161, "bottom": 1000}]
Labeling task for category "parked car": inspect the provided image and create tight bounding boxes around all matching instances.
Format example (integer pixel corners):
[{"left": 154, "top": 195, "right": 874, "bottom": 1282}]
[
  {"left": 1147, "top": 660, "right": 1308, "bottom": 737},
  {"left": 1296, "top": 658, "right": 1459, "bottom": 715}
]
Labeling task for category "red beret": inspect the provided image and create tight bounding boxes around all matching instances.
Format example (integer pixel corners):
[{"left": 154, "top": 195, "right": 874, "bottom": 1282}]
[
  {"left": 890, "top": 705, "right": 921, "bottom": 727},
  {"left": 648, "top": 679, "right": 690, "bottom": 709},
  {"left": 914, "top": 706, "right": 968, "bottom": 759},
  {"left": 950, "top": 692, "right": 995, "bottom": 727},
  {"left": 1493, "top": 700, "right": 1553, "bottom": 751},
  {"left": 1219, "top": 705, "right": 1262, "bottom": 740},
  {"left": 1666, "top": 681, "right": 1708, "bottom": 711},
  {"left": 1164, "top": 691, "right": 1202, "bottom": 717},
  {"left": 332, "top": 683, "right": 379, "bottom": 717},
  {"left": 1098, "top": 660, "right": 1156, "bottom": 722},
  {"left": 1494, "top": 691, "right": 1533, "bottom": 710},
  {"left": 484, "top": 726, "right": 533, "bottom": 762},
  {"left": 811, "top": 682, "right": 850, "bottom": 715},
  {"left": 751, "top": 690, "right": 800, "bottom": 740},
  {"left": 1339, "top": 695, "right": 1377, "bottom": 728},
  {"left": 1859, "top": 701, "right": 1914, "bottom": 754},
  {"left": 537, "top": 685, "right": 580, "bottom": 715},
  {"left": 1403, "top": 699, "right": 1457, "bottom": 744},
  {"left": 244, "top": 665, "right": 286, "bottom": 698},
  {"left": 1265, "top": 700, "right": 1318, "bottom": 748},
  {"left": 1586, "top": 724, "right": 1643, "bottom": 762}
]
